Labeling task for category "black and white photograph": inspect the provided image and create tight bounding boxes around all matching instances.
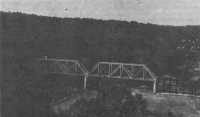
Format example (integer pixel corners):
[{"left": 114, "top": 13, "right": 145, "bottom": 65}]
[{"left": 1, "top": 0, "right": 200, "bottom": 117}]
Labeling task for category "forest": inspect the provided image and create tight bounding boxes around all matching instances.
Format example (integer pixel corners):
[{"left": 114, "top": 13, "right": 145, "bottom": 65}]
[
  {"left": 1, "top": 11, "right": 200, "bottom": 78},
  {"left": 1, "top": 11, "right": 200, "bottom": 117}
]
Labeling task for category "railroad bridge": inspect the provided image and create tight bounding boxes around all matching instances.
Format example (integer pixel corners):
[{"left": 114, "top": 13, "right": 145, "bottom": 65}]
[{"left": 39, "top": 57, "right": 157, "bottom": 93}]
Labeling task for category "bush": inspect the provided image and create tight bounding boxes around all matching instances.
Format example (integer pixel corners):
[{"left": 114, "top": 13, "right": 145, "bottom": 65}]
[{"left": 57, "top": 86, "right": 148, "bottom": 117}]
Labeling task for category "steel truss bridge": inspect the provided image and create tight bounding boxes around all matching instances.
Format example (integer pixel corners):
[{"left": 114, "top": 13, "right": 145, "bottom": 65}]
[
  {"left": 38, "top": 57, "right": 157, "bottom": 92},
  {"left": 90, "top": 62, "right": 156, "bottom": 80},
  {"left": 39, "top": 57, "right": 88, "bottom": 88},
  {"left": 39, "top": 57, "right": 88, "bottom": 76}
]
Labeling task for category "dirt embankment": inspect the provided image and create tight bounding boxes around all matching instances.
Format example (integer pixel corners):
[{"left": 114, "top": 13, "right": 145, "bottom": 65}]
[
  {"left": 142, "top": 92, "right": 200, "bottom": 117},
  {"left": 50, "top": 87, "right": 200, "bottom": 117}
]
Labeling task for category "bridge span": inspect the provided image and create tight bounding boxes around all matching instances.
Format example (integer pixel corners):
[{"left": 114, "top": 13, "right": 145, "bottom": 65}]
[{"left": 38, "top": 57, "right": 157, "bottom": 93}]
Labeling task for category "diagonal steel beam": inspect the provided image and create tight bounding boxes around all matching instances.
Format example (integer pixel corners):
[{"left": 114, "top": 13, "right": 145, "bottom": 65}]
[{"left": 107, "top": 65, "right": 121, "bottom": 77}]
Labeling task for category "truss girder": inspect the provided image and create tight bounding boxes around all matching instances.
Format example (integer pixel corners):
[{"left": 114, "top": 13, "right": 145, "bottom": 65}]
[
  {"left": 90, "top": 62, "right": 156, "bottom": 81},
  {"left": 39, "top": 58, "right": 88, "bottom": 76}
]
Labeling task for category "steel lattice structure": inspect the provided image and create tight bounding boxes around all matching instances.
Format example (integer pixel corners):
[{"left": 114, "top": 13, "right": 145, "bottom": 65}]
[
  {"left": 90, "top": 62, "right": 156, "bottom": 80},
  {"left": 39, "top": 58, "right": 88, "bottom": 76},
  {"left": 39, "top": 57, "right": 88, "bottom": 88},
  {"left": 90, "top": 61, "right": 157, "bottom": 92},
  {"left": 38, "top": 58, "right": 157, "bottom": 92}
]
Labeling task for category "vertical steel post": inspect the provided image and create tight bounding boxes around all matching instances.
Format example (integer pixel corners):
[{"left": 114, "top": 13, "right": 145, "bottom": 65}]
[
  {"left": 142, "top": 68, "right": 145, "bottom": 80},
  {"left": 153, "top": 79, "right": 157, "bottom": 93},
  {"left": 75, "top": 63, "right": 78, "bottom": 73},
  {"left": 109, "top": 64, "right": 111, "bottom": 75},
  {"left": 120, "top": 64, "right": 122, "bottom": 77},
  {"left": 97, "top": 64, "right": 100, "bottom": 74},
  {"left": 84, "top": 73, "right": 88, "bottom": 89}
]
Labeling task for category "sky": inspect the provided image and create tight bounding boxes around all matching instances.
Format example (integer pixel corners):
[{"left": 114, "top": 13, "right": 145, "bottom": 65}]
[{"left": 1, "top": 0, "right": 200, "bottom": 26}]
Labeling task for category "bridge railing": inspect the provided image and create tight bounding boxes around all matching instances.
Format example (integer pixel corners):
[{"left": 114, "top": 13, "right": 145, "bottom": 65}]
[{"left": 156, "top": 78, "right": 200, "bottom": 96}]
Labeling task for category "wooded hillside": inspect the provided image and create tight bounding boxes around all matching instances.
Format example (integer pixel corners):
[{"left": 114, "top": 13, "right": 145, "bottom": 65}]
[
  {"left": 1, "top": 11, "right": 200, "bottom": 117},
  {"left": 1, "top": 11, "right": 200, "bottom": 78}
]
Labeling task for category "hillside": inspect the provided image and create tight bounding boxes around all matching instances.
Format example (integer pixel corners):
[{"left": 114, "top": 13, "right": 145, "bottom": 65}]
[
  {"left": 1, "top": 12, "right": 200, "bottom": 77},
  {"left": 1, "top": 11, "right": 200, "bottom": 117}
]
